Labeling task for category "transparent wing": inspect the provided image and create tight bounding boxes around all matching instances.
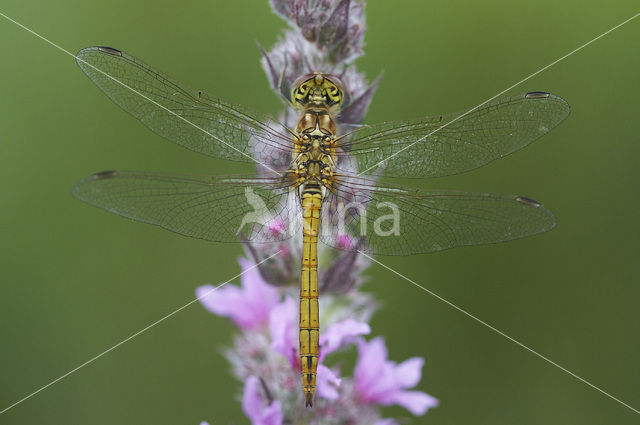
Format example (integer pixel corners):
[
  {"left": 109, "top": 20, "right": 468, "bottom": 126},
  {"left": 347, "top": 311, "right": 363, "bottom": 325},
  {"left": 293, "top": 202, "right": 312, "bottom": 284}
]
[
  {"left": 72, "top": 171, "right": 300, "bottom": 243},
  {"left": 320, "top": 176, "right": 556, "bottom": 255},
  {"left": 76, "top": 47, "right": 293, "bottom": 165},
  {"left": 339, "top": 92, "right": 570, "bottom": 178}
]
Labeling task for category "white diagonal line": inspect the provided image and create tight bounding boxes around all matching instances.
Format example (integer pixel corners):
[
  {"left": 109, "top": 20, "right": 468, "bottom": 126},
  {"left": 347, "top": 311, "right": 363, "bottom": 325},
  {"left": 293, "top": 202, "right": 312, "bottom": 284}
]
[
  {"left": 0, "top": 251, "right": 281, "bottom": 415},
  {"left": 0, "top": 11, "right": 283, "bottom": 177},
  {"left": 359, "top": 251, "right": 640, "bottom": 415},
  {"left": 358, "top": 11, "right": 640, "bottom": 176}
]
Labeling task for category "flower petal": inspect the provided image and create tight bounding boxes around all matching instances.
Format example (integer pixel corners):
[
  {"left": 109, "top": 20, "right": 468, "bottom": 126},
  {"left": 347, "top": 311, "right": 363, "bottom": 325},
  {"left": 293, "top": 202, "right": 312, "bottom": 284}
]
[
  {"left": 319, "top": 318, "right": 370, "bottom": 360},
  {"left": 354, "top": 337, "right": 389, "bottom": 393},
  {"left": 269, "top": 296, "right": 298, "bottom": 366},
  {"left": 394, "top": 357, "right": 424, "bottom": 389},
  {"left": 239, "top": 257, "right": 280, "bottom": 320},
  {"left": 242, "top": 376, "right": 263, "bottom": 421},
  {"left": 197, "top": 258, "right": 281, "bottom": 330},
  {"left": 316, "top": 364, "right": 342, "bottom": 400},
  {"left": 260, "top": 400, "right": 284, "bottom": 425},
  {"left": 241, "top": 375, "right": 284, "bottom": 425},
  {"left": 390, "top": 390, "right": 439, "bottom": 416},
  {"left": 239, "top": 257, "right": 278, "bottom": 302},
  {"left": 196, "top": 284, "right": 242, "bottom": 317},
  {"left": 354, "top": 337, "right": 438, "bottom": 413}
]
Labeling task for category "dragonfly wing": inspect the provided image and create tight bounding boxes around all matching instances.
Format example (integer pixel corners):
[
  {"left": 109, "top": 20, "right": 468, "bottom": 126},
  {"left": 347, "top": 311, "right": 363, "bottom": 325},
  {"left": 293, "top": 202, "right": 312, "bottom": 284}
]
[
  {"left": 73, "top": 171, "right": 300, "bottom": 243},
  {"left": 320, "top": 178, "right": 556, "bottom": 255},
  {"left": 76, "top": 47, "right": 293, "bottom": 165},
  {"left": 340, "top": 92, "right": 570, "bottom": 178}
]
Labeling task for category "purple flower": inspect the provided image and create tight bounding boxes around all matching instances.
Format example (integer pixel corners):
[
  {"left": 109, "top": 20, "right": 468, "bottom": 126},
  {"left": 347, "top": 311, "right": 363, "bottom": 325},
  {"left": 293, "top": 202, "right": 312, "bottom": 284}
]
[
  {"left": 319, "top": 318, "right": 370, "bottom": 360},
  {"left": 268, "top": 218, "right": 286, "bottom": 237},
  {"left": 269, "top": 0, "right": 365, "bottom": 63},
  {"left": 268, "top": 295, "right": 298, "bottom": 366},
  {"left": 336, "top": 234, "right": 353, "bottom": 250},
  {"left": 268, "top": 296, "right": 370, "bottom": 399},
  {"left": 242, "top": 375, "right": 283, "bottom": 425},
  {"left": 316, "top": 364, "right": 341, "bottom": 400},
  {"left": 269, "top": 296, "right": 370, "bottom": 365},
  {"left": 355, "top": 337, "right": 439, "bottom": 415},
  {"left": 196, "top": 257, "right": 280, "bottom": 330},
  {"left": 261, "top": 0, "right": 379, "bottom": 128}
]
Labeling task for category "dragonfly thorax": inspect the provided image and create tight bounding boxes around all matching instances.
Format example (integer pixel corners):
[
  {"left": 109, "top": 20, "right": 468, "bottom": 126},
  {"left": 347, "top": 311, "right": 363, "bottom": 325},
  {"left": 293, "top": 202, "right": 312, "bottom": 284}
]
[
  {"left": 295, "top": 108, "right": 337, "bottom": 136},
  {"left": 292, "top": 139, "right": 336, "bottom": 185},
  {"left": 291, "top": 108, "right": 338, "bottom": 190}
]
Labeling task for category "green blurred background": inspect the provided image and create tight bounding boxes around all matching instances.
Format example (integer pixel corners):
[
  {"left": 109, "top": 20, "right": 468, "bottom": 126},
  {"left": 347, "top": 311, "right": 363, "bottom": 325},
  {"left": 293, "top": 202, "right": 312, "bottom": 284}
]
[{"left": 1, "top": 1, "right": 639, "bottom": 424}]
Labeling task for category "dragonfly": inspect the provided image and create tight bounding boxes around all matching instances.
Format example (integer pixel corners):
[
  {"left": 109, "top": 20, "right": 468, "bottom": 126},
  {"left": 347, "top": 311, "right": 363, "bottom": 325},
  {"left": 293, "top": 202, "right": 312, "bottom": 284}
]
[{"left": 72, "top": 46, "right": 570, "bottom": 407}]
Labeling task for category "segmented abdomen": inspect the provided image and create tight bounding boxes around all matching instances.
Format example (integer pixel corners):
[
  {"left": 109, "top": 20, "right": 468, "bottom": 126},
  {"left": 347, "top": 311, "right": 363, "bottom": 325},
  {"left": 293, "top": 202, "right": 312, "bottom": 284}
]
[{"left": 300, "top": 189, "right": 321, "bottom": 407}]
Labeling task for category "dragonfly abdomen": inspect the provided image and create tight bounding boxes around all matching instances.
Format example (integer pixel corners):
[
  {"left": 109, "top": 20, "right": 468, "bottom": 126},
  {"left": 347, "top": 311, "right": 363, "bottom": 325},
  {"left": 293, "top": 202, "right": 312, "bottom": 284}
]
[{"left": 300, "top": 187, "right": 321, "bottom": 407}]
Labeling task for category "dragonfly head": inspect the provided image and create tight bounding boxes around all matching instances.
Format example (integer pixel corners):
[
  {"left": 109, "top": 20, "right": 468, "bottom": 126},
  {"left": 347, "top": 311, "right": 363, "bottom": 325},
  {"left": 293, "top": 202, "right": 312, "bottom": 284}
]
[{"left": 291, "top": 72, "right": 349, "bottom": 110}]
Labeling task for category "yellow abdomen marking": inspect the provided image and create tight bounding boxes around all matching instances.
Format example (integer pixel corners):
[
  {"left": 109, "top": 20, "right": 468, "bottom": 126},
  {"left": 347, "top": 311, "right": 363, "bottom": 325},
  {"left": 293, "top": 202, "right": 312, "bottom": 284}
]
[{"left": 300, "top": 190, "right": 321, "bottom": 407}]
